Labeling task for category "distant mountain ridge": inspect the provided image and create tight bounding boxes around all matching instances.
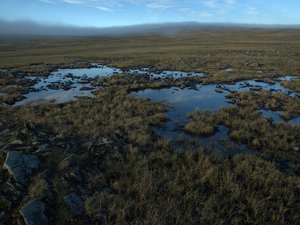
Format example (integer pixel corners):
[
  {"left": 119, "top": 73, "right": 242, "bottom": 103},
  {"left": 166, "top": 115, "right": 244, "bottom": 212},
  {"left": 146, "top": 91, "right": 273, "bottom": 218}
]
[{"left": 0, "top": 19, "right": 299, "bottom": 36}]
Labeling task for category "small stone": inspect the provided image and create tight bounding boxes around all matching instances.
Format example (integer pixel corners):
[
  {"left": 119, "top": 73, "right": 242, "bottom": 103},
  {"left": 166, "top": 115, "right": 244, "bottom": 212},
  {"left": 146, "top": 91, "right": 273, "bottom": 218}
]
[
  {"left": 3, "top": 151, "right": 39, "bottom": 185},
  {"left": 250, "top": 86, "right": 262, "bottom": 91},
  {"left": 215, "top": 88, "right": 223, "bottom": 93},
  {"left": 63, "top": 192, "right": 83, "bottom": 216},
  {"left": 0, "top": 211, "right": 5, "bottom": 222},
  {"left": 20, "top": 199, "right": 48, "bottom": 225}
]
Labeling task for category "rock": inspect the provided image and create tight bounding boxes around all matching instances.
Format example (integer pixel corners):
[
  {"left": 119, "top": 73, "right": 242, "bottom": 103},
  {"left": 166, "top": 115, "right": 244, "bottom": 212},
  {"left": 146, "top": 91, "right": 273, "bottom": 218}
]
[
  {"left": 97, "top": 137, "right": 113, "bottom": 145},
  {"left": 63, "top": 192, "right": 83, "bottom": 216},
  {"left": 293, "top": 147, "right": 299, "bottom": 151},
  {"left": 3, "top": 151, "right": 39, "bottom": 185},
  {"left": 20, "top": 199, "right": 48, "bottom": 225},
  {"left": 262, "top": 78, "right": 276, "bottom": 85},
  {"left": 0, "top": 211, "right": 4, "bottom": 222},
  {"left": 215, "top": 88, "right": 223, "bottom": 93},
  {"left": 250, "top": 86, "right": 262, "bottom": 91}
]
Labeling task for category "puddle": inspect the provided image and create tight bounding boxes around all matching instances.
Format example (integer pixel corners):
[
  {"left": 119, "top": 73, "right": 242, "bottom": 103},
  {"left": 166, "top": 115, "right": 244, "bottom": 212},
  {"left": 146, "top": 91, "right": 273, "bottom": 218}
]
[
  {"left": 135, "top": 85, "right": 230, "bottom": 122},
  {"left": 260, "top": 110, "right": 300, "bottom": 126},
  {"left": 127, "top": 68, "right": 205, "bottom": 79},
  {"left": 221, "top": 79, "right": 295, "bottom": 96},
  {"left": 278, "top": 76, "right": 297, "bottom": 81},
  {"left": 134, "top": 85, "right": 237, "bottom": 151},
  {"left": 133, "top": 77, "right": 299, "bottom": 152},
  {"left": 15, "top": 65, "right": 124, "bottom": 105},
  {"left": 16, "top": 64, "right": 205, "bottom": 105}
]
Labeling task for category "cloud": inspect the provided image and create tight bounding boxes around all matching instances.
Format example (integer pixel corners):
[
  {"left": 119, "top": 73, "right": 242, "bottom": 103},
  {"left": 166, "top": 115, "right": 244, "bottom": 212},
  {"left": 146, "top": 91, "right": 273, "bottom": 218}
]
[
  {"left": 202, "top": 0, "right": 236, "bottom": 9},
  {"left": 145, "top": 0, "right": 172, "bottom": 10},
  {"left": 202, "top": 0, "right": 218, "bottom": 8},
  {"left": 245, "top": 6, "right": 259, "bottom": 15},
  {"left": 199, "top": 11, "right": 213, "bottom": 17},
  {"left": 224, "top": 0, "right": 236, "bottom": 5},
  {"left": 38, "top": 0, "right": 56, "bottom": 3},
  {"left": 38, "top": 0, "right": 173, "bottom": 11}
]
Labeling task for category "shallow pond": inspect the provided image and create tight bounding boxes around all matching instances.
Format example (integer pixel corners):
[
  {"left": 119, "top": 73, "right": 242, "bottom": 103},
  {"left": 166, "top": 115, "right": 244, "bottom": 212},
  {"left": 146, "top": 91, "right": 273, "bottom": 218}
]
[
  {"left": 133, "top": 77, "right": 300, "bottom": 150},
  {"left": 16, "top": 64, "right": 205, "bottom": 105},
  {"left": 260, "top": 110, "right": 300, "bottom": 126}
]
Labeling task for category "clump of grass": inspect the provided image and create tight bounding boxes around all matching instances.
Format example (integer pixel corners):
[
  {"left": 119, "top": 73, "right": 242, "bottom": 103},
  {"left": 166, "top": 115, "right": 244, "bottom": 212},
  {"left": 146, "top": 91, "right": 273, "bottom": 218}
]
[
  {"left": 84, "top": 192, "right": 106, "bottom": 221},
  {"left": 226, "top": 90, "right": 300, "bottom": 120},
  {"left": 185, "top": 104, "right": 300, "bottom": 163},
  {"left": 281, "top": 79, "right": 300, "bottom": 92},
  {"left": 184, "top": 110, "right": 216, "bottom": 136},
  {"left": 28, "top": 173, "right": 49, "bottom": 199},
  {"left": 84, "top": 144, "right": 300, "bottom": 225},
  {"left": 184, "top": 122, "right": 215, "bottom": 136}
]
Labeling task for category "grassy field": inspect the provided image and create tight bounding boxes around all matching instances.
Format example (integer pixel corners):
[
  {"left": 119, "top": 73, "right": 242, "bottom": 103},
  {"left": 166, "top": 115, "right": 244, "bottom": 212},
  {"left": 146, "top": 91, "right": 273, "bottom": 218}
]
[
  {"left": 1, "top": 28, "right": 300, "bottom": 81},
  {"left": 0, "top": 28, "right": 300, "bottom": 225}
]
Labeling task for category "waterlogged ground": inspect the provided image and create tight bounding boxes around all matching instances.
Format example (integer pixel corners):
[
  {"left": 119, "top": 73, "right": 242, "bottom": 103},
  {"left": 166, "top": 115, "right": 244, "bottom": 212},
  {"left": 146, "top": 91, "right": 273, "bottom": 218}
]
[
  {"left": 133, "top": 78, "right": 300, "bottom": 143},
  {"left": 16, "top": 64, "right": 205, "bottom": 105},
  {"left": 7, "top": 64, "right": 300, "bottom": 151}
]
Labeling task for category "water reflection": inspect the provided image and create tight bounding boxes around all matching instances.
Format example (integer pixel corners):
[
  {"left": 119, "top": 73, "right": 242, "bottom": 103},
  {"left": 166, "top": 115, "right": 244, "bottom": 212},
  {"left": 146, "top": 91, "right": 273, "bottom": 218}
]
[{"left": 16, "top": 64, "right": 205, "bottom": 105}]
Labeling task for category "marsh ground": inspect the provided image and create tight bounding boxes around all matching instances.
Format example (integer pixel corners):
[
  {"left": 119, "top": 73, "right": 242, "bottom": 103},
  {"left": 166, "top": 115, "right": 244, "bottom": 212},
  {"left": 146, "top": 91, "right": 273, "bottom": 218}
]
[{"left": 0, "top": 28, "right": 300, "bottom": 225}]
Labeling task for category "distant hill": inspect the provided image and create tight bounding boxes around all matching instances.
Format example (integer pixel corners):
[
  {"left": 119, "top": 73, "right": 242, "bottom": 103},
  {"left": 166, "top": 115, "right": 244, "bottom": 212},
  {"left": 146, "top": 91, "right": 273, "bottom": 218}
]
[{"left": 0, "top": 19, "right": 299, "bottom": 36}]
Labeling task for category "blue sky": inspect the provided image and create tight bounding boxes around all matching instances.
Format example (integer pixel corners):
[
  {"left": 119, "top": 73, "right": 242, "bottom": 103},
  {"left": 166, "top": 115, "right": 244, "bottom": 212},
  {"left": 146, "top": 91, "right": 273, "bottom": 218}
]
[{"left": 0, "top": 0, "right": 300, "bottom": 27}]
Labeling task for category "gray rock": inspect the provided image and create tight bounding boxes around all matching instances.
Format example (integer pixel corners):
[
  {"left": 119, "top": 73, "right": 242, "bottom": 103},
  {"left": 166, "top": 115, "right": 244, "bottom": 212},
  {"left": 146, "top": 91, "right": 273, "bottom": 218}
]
[
  {"left": 0, "top": 211, "right": 4, "bottom": 222},
  {"left": 20, "top": 199, "right": 48, "bottom": 225},
  {"left": 3, "top": 151, "right": 39, "bottom": 185},
  {"left": 63, "top": 192, "right": 83, "bottom": 216},
  {"left": 215, "top": 88, "right": 223, "bottom": 93},
  {"left": 250, "top": 86, "right": 262, "bottom": 91}
]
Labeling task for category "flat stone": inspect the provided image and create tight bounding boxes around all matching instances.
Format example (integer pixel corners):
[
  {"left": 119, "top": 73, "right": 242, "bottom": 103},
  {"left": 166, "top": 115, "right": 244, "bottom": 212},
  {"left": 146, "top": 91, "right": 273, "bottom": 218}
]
[
  {"left": 215, "top": 88, "right": 223, "bottom": 93},
  {"left": 20, "top": 199, "right": 48, "bottom": 225},
  {"left": 63, "top": 192, "right": 83, "bottom": 216},
  {"left": 3, "top": 151, "right": 39, "bottom": 185},
  {"left": 250, "top": 86, "right": 262, "bottom": 91}
]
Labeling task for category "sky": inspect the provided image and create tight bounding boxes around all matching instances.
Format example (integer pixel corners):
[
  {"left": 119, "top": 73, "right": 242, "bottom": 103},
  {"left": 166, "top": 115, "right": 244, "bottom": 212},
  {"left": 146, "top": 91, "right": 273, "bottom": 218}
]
[{"left": 0, "top": 0, "right": 300, "bottom": 27}]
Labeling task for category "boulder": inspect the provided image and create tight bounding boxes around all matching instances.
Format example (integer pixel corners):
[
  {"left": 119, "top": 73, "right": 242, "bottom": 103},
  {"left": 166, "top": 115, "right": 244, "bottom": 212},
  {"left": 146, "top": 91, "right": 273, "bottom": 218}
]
[
  {"left": 20, "top": 199, "right": 48, "bottom": 225},
  {"left": 63, "top": 192, "right": 83, "bottom": 216},
  {"left": 3, "top": 151, "right": 39, "bottom": 185}
]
